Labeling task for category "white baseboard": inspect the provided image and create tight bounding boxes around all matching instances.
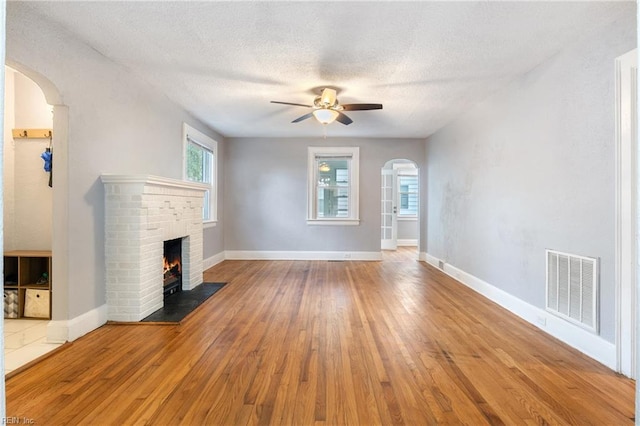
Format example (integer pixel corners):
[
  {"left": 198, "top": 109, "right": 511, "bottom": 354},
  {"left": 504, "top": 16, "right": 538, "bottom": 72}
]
[
  {"left": 203, "top": 251, "right": 225, "bottom": 270},
  {"left": 47, "top": 303, "right": 108, "bottom": 343},
  {"left": 224, "top": 250, "right": 382, "bottom": 261},
  {"left": 423, "top": 253, "right": 616, "bottom": 370},
  {"left": 424, "top": 253, "right": 439, "bottom": 266},
  {"left": 397, "top": 239, "right": 418, "bottom": 247}
]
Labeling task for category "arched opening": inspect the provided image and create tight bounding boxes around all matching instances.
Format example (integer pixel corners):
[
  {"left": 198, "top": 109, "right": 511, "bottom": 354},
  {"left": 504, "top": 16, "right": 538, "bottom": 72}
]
[
  {"left": 381, "top": 159, "right": 419, "bottom": 260},
  {"left": 3, "top": 66, "right": 53, "bottom": 251},
  {"left": 3, "top": 62, "right": 69, "bottom": 372}
]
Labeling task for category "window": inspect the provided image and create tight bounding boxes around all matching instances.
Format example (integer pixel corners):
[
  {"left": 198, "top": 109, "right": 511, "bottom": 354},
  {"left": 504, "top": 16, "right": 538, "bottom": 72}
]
[
  {"left": 308, "top": 147, "right": 359, "bottom": 225},
  {"left": 397, "top": 174, "right": 418, "bottom": 217},
  {"left": 183, "top": 123, "right": 217, "bottom": 225}
]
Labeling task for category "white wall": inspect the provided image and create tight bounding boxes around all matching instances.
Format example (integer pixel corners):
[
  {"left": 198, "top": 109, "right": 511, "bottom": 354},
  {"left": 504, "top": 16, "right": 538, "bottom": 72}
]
[
  {"left": 424, "top": 13, "right": 636, "bottom": 344},
  {"left": 5, "top": 4, "right": 225, "bottom": 326},
  {"left": 3, "top": 69, "right": 53, "bottom": 251},
  {"left": 14, "top": 70, "right": 52, "bottom": 128},
  {"left": 397, "top": 219, "right": 417, "bottom": 242},
  {"left": 224, "top": 137, "right": 425, "bottom": 253}
]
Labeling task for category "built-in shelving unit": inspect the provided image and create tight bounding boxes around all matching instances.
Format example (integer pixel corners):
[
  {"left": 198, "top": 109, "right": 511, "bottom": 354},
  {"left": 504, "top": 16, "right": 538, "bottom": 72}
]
[{"left": 3, "top": 250, "right": 52, "bottom": 319}]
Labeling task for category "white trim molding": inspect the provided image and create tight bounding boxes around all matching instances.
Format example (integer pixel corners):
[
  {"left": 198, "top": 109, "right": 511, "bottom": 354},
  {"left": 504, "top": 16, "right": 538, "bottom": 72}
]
[
  {"left": 423, "top": 254, "right": 616, "bottom": 370},
  {"left": 397, "top": 239, "right": 418, "bottom": 247},
  {"left": 46, "top": 304, "right": 108, "bottom": 343},
  {"left": 614, "top": 48, "right": 638, "bottom": 378},
  {"left": 424, "top": 253, "right": 440, "bottom": 267},
  {"left": 204, "top": 251, "right": 226, "bottom": 270},
  {"left": 224, "top": 250, "right": 382, "bottom": 261},
  {"left": 307, "top": 219, "right": 360, "bottom": 226}
]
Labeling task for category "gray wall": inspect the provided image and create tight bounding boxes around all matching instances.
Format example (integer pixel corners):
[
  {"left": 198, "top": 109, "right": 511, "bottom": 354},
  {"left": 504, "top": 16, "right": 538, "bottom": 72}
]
[
  {"left": 424, "top": 13, "right": 636, "bottom": 343},
  {"left": 224, "top": 137, "right": 424, "bottom": 252},
  {"left": 6, "top": 4, "right": 225, "bottom": 320}
]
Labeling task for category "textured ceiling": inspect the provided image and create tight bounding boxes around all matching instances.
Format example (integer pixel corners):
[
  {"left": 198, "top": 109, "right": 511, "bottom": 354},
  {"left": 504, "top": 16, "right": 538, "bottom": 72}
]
[{"left": 12, "top": 1, "right": 635, "bottom": 139}]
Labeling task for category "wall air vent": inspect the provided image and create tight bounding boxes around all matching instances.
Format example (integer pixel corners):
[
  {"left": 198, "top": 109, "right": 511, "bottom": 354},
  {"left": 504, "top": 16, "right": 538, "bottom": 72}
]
[{"left": 546, "top": 249, "right": 598, "bottom": 333}]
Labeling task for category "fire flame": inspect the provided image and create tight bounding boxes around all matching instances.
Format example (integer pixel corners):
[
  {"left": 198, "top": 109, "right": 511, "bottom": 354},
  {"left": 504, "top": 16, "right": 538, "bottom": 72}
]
[{"left": 163, "top": 256, "right": 181, "bottom": 275}]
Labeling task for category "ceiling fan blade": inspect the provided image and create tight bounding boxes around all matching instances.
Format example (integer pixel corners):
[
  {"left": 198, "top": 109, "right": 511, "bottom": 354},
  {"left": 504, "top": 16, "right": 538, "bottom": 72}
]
[
  {"left": 292, "top": 112, "right": 315, "bottom": 123},
  {"left": 335, "top": 111, "right": 353, "bottom": 125},
  {"left": 271, "top": 101, "right": 313, "bottom": 108},
  {"left": 341, "top": 103, "right": 383, "bottom": 111}
]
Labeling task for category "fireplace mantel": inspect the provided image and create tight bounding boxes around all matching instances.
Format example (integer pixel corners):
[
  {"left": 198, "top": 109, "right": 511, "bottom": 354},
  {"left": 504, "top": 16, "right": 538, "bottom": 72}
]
[
  {"left": 102, "top": 174, "right": 206, "bottom": 321},
  {"left": 101, "top": 174, "right": 209, "bottom": 192}
]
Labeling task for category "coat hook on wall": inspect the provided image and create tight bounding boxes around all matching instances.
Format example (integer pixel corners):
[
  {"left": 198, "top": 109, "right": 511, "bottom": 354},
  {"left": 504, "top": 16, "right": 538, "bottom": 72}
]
[{"left": 12, "top": 128, "right": 53, "bottom": 139}]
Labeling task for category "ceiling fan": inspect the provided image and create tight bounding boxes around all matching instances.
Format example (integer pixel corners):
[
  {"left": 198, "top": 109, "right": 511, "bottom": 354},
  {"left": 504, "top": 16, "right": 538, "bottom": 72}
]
[{"left": 271, "top": 88, "right": 383, "bottom": 125}]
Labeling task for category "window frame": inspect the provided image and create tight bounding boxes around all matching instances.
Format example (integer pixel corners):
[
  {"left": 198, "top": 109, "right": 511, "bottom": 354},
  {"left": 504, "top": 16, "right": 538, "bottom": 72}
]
[
  {"left": 182, "top": 123, "right": 217, "bottom": 227},
  {"left": 307, "top": 146, "right": 360, "bottom": 226}
]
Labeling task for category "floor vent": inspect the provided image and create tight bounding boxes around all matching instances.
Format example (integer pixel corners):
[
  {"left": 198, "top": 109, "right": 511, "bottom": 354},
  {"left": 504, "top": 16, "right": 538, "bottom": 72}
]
[{"left": 546, "top": 249, "right": 598, "bottom": 333}]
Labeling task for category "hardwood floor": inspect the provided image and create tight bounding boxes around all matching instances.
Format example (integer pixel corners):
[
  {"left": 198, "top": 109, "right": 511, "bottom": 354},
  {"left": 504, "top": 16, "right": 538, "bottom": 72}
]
[{"left": 6, "top": 252, "right": 635, "bottom": 425}]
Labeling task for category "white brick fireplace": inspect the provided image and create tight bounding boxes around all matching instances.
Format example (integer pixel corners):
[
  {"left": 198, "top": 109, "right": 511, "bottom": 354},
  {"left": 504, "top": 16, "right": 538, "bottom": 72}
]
[{"left": 101, "top": 175, "right": 208, "bottom": 322}]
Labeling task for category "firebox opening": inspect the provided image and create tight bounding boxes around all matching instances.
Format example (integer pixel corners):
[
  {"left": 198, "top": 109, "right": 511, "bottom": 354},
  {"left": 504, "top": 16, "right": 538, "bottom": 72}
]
[{"left": 163, "top": 238, "right": 182, "bottom": 297}]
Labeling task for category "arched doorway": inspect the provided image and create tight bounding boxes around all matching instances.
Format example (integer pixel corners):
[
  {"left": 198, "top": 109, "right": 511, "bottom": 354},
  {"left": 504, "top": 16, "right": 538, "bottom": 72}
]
[{"left": 3, "top": 61, "right": 70, "bottom": 350}]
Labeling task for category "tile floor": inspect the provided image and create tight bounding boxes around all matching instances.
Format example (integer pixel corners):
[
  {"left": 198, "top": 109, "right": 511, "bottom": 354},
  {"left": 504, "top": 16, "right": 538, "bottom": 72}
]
[{"left": 4, "top": 319, "right": 62, "bottom": 375}]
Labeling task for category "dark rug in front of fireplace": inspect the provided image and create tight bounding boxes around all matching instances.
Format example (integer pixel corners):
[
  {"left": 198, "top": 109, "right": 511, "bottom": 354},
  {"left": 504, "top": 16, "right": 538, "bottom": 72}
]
[{"left": 141, "top": 282, "right": 226, "bottom": 323}]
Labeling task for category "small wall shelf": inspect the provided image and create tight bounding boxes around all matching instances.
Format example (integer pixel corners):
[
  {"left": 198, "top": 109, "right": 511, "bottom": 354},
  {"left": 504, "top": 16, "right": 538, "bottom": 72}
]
[{"left": 3, "top": 250, "right": 52, "bottom": 319}]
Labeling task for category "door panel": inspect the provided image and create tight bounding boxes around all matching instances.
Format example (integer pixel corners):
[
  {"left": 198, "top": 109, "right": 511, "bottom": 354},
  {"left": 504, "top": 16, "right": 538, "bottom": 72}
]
[{"left": 381, "top": 169, "right": 397, "bottom": 250}]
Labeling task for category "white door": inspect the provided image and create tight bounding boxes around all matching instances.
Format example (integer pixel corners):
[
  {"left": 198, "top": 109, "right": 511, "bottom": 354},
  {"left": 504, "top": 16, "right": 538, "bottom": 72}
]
[{"left": 381, "top": 169, "right": 397, "bottom": 250}]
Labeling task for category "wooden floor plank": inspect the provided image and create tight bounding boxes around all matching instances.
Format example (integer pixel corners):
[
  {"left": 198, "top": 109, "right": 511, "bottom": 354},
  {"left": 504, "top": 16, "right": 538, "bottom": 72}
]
[{"left": 6, "top": 248, "right": 635, "bottom": 425}]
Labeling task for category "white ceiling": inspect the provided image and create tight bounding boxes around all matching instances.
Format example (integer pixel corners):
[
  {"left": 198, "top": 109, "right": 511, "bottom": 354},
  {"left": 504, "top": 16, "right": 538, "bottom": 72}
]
[{"left": 14, "top": 1, "right": 634, "bottom": 139}]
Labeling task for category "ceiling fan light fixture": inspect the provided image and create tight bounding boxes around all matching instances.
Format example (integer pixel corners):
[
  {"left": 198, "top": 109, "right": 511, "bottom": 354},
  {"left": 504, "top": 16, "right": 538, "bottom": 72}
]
[
  {"left": 320, "top": 88, "right": 337, "bottom": 107},
  {"left": 313, "top": 108, "right": 339, "bottom": 124}
]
